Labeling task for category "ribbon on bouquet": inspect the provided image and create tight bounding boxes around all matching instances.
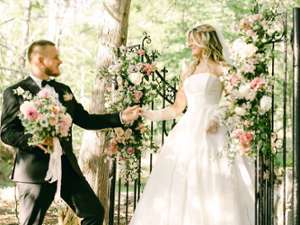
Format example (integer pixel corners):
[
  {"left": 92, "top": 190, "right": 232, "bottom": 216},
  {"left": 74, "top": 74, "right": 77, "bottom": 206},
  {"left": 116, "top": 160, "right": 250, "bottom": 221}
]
[{"left": 45, "top": 137, "right": 63, "bottom": 198}]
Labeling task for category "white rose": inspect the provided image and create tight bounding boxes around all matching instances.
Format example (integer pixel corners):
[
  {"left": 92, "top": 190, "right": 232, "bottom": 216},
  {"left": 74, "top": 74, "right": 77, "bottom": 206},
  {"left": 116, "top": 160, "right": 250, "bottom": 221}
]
[
  {"left": 260, "top": 96, "right": 272, "bottom": 113},
  {"left": 129, "top": 72, "right": 143, "bottom": 85},
  {"left": 235, "top": 106, "right": 246, "bottom": 116},
  {"left": 232, "top": 39, "right": 257, "bottom": 60},
  {"left": 238, "top": 83, "right": 251, "bottom": 99}
]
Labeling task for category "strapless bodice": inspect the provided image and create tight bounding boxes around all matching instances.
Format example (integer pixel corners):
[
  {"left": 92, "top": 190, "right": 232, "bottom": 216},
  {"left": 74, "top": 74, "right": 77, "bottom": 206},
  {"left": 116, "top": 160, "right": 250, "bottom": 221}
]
[{"left": 183, "top": 73, "right": 222, "bottom": 111}]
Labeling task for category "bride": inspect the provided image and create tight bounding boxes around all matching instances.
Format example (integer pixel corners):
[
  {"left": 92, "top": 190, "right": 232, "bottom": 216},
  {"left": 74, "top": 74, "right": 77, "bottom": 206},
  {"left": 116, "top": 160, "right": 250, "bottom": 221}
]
[{"left": 129, "top": 24, "right": 255, "bottom": 225}]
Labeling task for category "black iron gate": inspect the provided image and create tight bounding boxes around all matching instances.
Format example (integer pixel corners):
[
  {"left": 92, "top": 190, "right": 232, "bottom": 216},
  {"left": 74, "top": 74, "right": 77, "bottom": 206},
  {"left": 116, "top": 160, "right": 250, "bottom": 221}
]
[
  {"left": 108, "top": 33, "right": 177, "bottom": 225},
  {"left": 293, "top": 7, "right": 300, "bottom": 225},
  {"left": 108, "top": 7, "right": 299, "bottom": 225}
]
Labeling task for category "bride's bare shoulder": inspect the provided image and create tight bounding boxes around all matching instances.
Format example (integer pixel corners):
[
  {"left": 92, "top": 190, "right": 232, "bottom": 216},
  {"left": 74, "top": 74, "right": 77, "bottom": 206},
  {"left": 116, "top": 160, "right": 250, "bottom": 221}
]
[{"left": 214, "top": 62, "right": 230, "bottom": 77}]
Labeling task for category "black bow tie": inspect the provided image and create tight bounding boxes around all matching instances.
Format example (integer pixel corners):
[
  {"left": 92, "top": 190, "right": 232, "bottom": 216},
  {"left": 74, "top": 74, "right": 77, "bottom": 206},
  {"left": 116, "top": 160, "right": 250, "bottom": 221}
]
[{"left": 41, "top": 79, "right": 53, "bottom": 87}]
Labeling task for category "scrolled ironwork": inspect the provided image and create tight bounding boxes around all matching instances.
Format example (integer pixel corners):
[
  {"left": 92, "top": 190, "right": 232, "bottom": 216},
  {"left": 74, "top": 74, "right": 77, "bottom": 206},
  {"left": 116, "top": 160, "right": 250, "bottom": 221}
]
[{"left": 141, "top": 32, "right": 151, "bottom": 49}]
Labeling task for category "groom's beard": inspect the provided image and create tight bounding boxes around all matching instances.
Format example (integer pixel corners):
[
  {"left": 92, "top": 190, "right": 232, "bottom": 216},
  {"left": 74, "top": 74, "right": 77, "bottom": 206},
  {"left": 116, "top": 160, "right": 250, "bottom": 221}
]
[{"left": 45, "top": 67, "right": 60, "bottom": 77}]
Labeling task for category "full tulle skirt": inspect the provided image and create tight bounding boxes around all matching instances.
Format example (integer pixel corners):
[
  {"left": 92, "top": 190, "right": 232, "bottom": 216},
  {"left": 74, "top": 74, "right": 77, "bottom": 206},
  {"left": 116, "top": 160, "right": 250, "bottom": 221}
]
[{"left": 129, "top": 106, "right": 255, "bottom": 225}]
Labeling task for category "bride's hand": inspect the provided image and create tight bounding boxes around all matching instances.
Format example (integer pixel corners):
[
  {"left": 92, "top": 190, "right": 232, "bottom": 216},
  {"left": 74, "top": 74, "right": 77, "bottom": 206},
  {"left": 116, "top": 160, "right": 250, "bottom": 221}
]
[
  {"left": 140, "top": 108, "right": 158, "bottom": 121},
  {"left": 140, "top": 108, "right": 152, "bottom": 119},
  {"left": 206, "top": 119, "right": 219, "bottom": 134}
]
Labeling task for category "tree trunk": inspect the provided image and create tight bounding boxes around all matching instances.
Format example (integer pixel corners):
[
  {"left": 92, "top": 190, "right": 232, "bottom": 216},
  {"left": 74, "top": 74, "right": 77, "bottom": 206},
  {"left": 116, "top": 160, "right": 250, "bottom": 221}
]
[
  {"left": 61, "top": 1, "right": 131, "bottom": 225},
  {"left": 20, "top": 0, "right": 31, "bottom": 70},
  {"left": 47, "top": 0, "right": 70, "bottom": 47}
]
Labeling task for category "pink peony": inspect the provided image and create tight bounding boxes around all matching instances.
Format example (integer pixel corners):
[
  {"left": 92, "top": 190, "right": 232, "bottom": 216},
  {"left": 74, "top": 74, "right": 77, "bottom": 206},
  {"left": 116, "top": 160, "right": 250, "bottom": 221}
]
[
  {"left": 20, "top": 101, "right": 39, "bottom": 121},
  {"left": 250, "top": 77, "right": 265, "bottom": 91}
]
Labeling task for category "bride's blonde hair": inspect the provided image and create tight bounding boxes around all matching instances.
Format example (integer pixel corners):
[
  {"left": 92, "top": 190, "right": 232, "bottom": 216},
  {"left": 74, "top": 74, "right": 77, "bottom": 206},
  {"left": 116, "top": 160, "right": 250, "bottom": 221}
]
[{"left": 183, "top": 24, "right": 226, "bottom": 78}]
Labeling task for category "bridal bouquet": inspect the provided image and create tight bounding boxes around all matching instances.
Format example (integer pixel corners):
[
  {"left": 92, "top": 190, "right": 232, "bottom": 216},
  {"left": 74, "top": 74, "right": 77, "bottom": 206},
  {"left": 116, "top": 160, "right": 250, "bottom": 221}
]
[{"left": 15, "top": 85, "right": 72, "bottom": 150}]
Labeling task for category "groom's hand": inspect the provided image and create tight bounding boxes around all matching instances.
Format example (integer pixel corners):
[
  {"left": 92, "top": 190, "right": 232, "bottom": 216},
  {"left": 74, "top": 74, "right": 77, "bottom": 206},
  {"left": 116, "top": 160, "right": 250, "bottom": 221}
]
[{"left": 121, "top": 105, "right": 142, "bottom": 124}]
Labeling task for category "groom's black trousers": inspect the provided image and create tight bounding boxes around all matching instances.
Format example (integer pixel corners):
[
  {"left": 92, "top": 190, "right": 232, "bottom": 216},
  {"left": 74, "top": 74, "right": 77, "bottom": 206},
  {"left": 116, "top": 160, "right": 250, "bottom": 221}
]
[{"left": 17, "top": 156, "right": 104, "bottom": 225}]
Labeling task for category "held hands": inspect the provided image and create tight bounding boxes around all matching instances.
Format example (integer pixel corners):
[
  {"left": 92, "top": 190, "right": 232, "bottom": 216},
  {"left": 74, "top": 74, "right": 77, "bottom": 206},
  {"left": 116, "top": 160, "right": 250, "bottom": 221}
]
[
  {"left": 121, "top": 105, "right": 142, "bottom": 124},
  {"left": 206, "top": 119, "right": 219, "bottom": 134},
  {"left": 140, "top": 107, "right": 177, "bottom": 122}
]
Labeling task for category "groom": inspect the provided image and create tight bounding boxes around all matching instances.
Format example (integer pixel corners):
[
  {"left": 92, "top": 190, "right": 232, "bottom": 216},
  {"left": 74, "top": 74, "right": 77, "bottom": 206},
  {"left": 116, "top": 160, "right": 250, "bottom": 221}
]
[{"left": 0, "top": 40, "right": 140, "bottom": 225}]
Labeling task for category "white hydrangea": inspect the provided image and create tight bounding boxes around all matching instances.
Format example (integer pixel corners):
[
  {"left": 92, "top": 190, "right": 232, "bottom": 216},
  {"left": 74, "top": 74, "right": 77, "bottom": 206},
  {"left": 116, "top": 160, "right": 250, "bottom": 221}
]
[{"left": 259, "top": 96, "right": 272, "bottom": 114}]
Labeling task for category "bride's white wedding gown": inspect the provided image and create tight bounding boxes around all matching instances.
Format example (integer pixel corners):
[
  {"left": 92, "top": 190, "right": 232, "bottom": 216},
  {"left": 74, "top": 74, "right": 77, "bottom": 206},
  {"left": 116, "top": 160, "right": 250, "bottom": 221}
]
[{"left": 129, "top": 73, "right": 255, "bottom": 225}]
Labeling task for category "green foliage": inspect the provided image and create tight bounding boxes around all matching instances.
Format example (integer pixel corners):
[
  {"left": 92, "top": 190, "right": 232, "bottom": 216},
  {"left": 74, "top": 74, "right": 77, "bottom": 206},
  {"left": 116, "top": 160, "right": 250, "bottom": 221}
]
[{"left": 0, "top": 0, "right": 297, "bottom": 184}]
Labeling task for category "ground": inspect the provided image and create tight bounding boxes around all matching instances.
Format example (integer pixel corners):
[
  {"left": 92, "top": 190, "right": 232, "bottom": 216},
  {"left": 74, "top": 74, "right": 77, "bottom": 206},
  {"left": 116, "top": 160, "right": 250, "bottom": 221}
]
[{"left": 0, "top": 187, "right": 58, "bottom": 225}]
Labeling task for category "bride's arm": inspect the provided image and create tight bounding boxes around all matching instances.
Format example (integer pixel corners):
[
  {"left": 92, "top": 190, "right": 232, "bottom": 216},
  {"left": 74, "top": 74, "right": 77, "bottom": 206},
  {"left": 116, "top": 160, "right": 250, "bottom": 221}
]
[
  {"left": 142, "top": 63, "right": 189, "bottom": 122},
  {"left": 142, "top": 87, "right": 187, "bottom": 121}
]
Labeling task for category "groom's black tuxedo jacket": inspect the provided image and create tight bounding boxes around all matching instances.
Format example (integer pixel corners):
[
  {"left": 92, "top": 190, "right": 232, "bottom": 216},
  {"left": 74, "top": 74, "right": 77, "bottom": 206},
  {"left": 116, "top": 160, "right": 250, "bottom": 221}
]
[{"left": 0, "top": 76, "right": 122, "bottom": 183}]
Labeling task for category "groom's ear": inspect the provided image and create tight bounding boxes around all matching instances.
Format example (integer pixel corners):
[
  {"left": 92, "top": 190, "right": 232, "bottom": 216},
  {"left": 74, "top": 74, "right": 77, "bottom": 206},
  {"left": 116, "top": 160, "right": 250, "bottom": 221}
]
[{"left": 34, "top": 55, "right": 46, "bottom": 68}]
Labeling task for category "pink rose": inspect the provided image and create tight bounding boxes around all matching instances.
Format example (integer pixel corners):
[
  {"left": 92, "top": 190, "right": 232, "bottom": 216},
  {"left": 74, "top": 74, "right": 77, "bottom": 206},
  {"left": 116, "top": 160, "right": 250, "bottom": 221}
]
[
  {"left": 51, "top": 105, "right": 61, "bottom": 114},
  {"left": 137, "top": 49, "right": 145, "bottom": 56},
  {"left": 252, "top": 14, "right": 262, "bottom": 22},
  {"left": 37, "top": 88, "right": 51, "bottom": 99},
  {"left": 232, "top": 129, "right": 243, "bottom": 138},
  {"left": 239, "top": 131, "right": 253, "bottom": 149},
  {"left": 59, "top": 114, "right": 72, "bottom": 137},
  {"left": 133, "top": 90, "right": 143, "bottom": 103},
  {"left": 143, "top": 63, "right": 156, "bottom": 75},
  {"left": 240, "top": 18, "right": 252, "bottom": 31},
  {"left": 245, "top": 30, "right": 257, "bottom": 39},
  {"left": 49, "top": 116, "right": 59, "bottom": 126},
  {"left": 107, "top": 139, "right": 119, "bottom": 156},
  {"left": 127, "top": 147, "right": 135, "bottom": 155},
  {"left": 250, "top": 77, "right": 265, "bottom": 91},
  {"left": 137, "top": 123, "right": 147, "bottom": 133},
  {"left": 229, "top": 75, "right": 241, "bottom": 87},
  {"left": 242, "top": 63, "right": 256, "bottom": 74},
  {"left": 20, "top": 101, "right": 39, "bottom": 121}
]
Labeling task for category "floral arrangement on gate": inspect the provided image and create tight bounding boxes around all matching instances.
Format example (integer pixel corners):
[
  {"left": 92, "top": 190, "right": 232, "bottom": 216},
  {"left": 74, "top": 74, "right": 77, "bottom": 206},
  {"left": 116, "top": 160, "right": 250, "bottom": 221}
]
[
  {"left": 100, "top": 46, "right": 159, "bottom": 181},
  {"left": 14, "top": 85, "right": 72, "bottom": 151},
  {"left": 222, "top": 8, "right": 284, "bottom": 159}
]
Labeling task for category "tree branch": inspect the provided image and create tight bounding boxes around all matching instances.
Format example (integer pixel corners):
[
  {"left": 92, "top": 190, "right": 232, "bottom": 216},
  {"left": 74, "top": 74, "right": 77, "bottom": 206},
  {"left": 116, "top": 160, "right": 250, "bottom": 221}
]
[
  {"left": 0, "top": 18, "right": 15, "bottom": 26},
  {"left": 0, "top": 66, "right": 26, "bottom": 75}
]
